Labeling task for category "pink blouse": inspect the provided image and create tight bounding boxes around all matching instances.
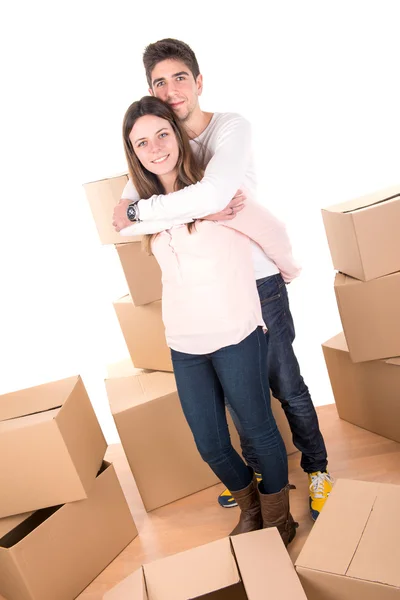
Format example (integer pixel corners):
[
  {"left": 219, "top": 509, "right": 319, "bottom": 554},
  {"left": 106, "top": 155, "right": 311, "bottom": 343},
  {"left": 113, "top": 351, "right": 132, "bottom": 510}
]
[{"left": 151, "top": 200, "right": 301, "bottom": 355}]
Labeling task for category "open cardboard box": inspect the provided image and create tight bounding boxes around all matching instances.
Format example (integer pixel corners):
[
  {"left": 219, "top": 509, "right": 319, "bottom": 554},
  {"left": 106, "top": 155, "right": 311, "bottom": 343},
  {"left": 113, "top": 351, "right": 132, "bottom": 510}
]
[
  {"left": 0, "top": 461, "right": 138, "bottom": 600},
  {"left": 104, "top": 527, "right": 307, "bottom": 599},
  {"left": 296, "top": 478, "right": 400, "bottom": 599},
  {"left": 322, "top": 184, "right": 400, "bottom": 281},
  {"left": 0, "top": 375, "right": 107, "bottom": 517}
]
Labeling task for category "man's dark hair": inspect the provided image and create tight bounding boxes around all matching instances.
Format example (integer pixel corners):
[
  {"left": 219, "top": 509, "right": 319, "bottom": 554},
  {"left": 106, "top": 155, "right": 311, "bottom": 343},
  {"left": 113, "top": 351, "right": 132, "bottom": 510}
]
[{"left": 143, "top": 38, "right": 200, "bottom": 88}]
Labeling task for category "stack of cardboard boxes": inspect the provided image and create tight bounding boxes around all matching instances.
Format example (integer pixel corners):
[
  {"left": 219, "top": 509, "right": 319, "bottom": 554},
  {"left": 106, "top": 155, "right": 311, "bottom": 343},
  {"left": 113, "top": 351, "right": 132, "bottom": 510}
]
[
  {"left": 84, "top": 173, "right": 298, "bottom": 513},
  {"left": 0, "top": 376, "right": 138, "bottom": 600},
  {"left": 321, "top": 184, "right": 400, "bottom": 443}
]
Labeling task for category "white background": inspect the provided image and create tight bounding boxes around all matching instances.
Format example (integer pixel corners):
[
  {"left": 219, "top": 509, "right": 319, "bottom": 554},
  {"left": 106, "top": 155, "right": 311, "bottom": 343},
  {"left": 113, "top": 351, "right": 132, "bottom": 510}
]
[{"left": 1, "top": 1, "right": 399, "bottom": 443}]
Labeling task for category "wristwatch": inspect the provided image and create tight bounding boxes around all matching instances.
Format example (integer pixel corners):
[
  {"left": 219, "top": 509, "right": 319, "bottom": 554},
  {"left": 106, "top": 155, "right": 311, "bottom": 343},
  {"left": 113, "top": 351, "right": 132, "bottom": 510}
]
[{"left": 127, "top": 201, "right": 140, "bottom": 222}]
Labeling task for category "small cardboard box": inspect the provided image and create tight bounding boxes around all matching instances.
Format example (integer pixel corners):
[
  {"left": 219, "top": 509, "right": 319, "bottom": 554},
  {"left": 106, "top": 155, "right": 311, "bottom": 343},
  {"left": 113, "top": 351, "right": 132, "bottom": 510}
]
[
  {"left": 116, "top": 242, "right": 162, "bottom": 306},
  {"left": 83, "top": 173, "right": 139, "bottom": 245},
  {"left": 334, "top": 270, "right": 400, "bottom": 362},
  {"left": 0, "top": 375, "right": 107, "bottom": 518},
  {"left": 322, "top": 185, "right": 400, "bottom": 281},
  {"left": 104, "top": 527, "right": 307, "bottom": 599},
  {"left": 296, "top": 478, "right": 400, "bottom": 599},
  {"left": 113, "top": 296, "right": 173, "bottom": 372},
  {"left": 0, "top": 462, "right": 138, "bottom": 600},
  {"left": 105, "top": 365, "right": 296, "bottom": 512},
  {"left": 322, "top": 332, "right": 400, "bottom": 443}
]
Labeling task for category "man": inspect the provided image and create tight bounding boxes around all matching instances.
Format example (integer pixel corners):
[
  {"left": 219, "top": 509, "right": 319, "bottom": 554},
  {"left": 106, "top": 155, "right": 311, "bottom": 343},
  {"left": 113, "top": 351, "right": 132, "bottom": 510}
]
[{"left": 113, "top": 38, "right": 333, "bottom": 520}]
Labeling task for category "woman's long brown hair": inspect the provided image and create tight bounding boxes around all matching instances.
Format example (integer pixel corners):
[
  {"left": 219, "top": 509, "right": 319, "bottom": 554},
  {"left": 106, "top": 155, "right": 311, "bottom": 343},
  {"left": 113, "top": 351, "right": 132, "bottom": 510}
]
[{"left": 122, "top": 96, "right": 204, "bottom": 253}]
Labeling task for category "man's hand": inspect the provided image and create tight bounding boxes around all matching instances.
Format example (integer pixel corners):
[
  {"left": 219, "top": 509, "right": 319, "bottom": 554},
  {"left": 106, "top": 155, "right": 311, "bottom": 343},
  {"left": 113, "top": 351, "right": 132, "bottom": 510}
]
[
  {"left": 112, "top": 198, "right": 132, "bottom": 232},
  {"left": 202, "top": 189, "right": 246, "bottom": 221}
]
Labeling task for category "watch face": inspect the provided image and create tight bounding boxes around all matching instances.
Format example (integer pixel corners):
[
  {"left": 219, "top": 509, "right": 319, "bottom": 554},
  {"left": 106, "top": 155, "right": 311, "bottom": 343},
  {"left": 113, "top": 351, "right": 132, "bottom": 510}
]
[{"left": 127, "top": 205, "right": 136, "bottom": 222}]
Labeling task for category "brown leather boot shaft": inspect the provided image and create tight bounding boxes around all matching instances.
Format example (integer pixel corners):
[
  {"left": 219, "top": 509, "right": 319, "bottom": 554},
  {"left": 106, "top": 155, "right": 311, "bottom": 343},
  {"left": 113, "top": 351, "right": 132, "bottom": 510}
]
[
  {"left": 259, "top": 483, "right": 298, "bottom": 546},
  {"left": 230, "top": 476, "right": 263, "bottom": 536}
]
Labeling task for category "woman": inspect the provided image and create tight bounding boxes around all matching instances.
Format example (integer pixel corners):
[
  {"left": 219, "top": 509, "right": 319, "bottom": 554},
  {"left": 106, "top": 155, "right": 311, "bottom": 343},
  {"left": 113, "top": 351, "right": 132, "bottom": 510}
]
[{"left": 121, "top": 96, "right": 298, "bottom": 545}]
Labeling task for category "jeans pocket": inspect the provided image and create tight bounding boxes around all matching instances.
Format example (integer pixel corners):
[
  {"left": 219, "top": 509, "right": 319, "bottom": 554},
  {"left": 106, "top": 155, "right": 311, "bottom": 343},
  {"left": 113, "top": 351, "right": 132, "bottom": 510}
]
[{"left": 260, "top": 292, "right": 281, "bottom": 305}]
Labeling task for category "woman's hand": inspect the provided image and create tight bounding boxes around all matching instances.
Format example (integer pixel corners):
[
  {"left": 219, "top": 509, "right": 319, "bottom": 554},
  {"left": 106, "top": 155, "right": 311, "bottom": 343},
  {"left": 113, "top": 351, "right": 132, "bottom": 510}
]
[{"left": 202, "top": 189, "right": 246, "bottom": 221}]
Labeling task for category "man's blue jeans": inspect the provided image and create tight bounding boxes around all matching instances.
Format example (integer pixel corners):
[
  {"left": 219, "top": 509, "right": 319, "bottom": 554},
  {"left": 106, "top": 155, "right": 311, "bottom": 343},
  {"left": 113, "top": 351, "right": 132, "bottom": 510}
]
[
  {"left": 228, "top": 274, "right": 328, "bottom": 474},
  {"left": 171, "top": 327, "right": 288, "bottom": 494}
]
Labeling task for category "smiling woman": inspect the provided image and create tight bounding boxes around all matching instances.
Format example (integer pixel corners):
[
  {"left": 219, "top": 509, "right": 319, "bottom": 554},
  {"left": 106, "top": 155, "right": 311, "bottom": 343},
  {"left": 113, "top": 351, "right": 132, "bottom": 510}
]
[{"left": 122, "top": 96, "right": 204, "bottom": 251}]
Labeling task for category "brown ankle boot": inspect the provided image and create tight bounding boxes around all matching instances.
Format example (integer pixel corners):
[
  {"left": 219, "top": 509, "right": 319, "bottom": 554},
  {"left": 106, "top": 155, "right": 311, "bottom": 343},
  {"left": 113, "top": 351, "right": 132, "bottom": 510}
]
[
  {"left": 258, "top": 483, "right": 298, "bottom": 546},
  {"left": 230, "top": 476, "right": 263, "bottom": 536}
]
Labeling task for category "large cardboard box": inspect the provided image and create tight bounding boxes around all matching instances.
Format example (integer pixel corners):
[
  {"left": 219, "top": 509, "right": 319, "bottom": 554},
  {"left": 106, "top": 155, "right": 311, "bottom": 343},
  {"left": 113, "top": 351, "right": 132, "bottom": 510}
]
[
  {"left": 322, "top": 185, "right": 400, "bottom": 281},
  {"left": 113, "top": 296, "right": 173, "bottom": 372},
  {"left": 105, "top": 366, "right": 296, "bottom": 512},
  {"left": 0, "top": 375, "right": 107, "bottom": 518},
  {"left": 322, "top": 332, "right": 400, "bottom": 443},
  {"left": 296, "top": 478, "right": 400, "bottom": 599},
  {"left": 0, "top": 462, "right": 138, "bottom": 600},
  {"left": 104, "top": 527, "right": 307, "bottom": 599},
  {"left": 334, "top": 271, "right": 400, "bottom": 362},
  {"left": 106, "top": 370, "right": 220, "bottom": 511},
  {"left": 116, "top": 242, "right": 162, "bottom": 306},
  {"left": 83, "top": 173, "right": 139, "bottom": 245}
]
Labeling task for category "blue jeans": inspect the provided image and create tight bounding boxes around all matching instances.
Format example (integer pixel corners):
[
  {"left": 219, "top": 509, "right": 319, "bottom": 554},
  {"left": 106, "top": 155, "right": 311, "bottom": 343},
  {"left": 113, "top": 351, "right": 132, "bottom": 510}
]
[
  {"left": 228, "top": 274, "right": 328, "bottom": 474},
  {"left": 171, "top": 327, "right": 288, "bottom": 494}
]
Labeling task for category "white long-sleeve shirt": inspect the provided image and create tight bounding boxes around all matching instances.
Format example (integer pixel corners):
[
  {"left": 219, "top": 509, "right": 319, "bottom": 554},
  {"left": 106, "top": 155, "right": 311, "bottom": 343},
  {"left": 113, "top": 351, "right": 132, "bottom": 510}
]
[{"left": 120, "top": 112, "right": 283, "bottom": 280}]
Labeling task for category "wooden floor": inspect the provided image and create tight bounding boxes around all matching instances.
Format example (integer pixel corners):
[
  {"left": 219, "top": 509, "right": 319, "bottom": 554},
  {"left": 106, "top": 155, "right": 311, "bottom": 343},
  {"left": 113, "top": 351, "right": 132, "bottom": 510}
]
[{"left": 73, "top": 404, "right": 400, "bottom": 599}]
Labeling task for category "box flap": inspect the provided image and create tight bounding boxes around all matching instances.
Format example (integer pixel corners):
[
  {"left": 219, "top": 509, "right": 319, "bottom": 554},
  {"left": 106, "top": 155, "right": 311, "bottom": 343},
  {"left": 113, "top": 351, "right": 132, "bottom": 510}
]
[
  {"left": 334, "top": 272, "right": 362, "bottom": 288},
  {"left": 295, "top": 479, "right": 380, "bottom": 575},
  {"left": 106, "top": 371, "right": 177, "bottom": 414},
  {"left": 0, "top": 512, "right": 33, "bottom": 540},
  {"left": 346, "top": 483, "right": 400, "bottom": 588},
  {"left": 232, "top": 528, "right": 307, "bottom": 599},
  {"left": 0, "top": 376, "right": 80, "bottom": 421},
  {"left": 385, "top": 357, "right": 400, "bottom": 366},
  {"left": 103, "top": 566, "right": 147, "bottom": 599},
  {"left": 321, "top": 332, "right": 349, "bottom": 353},
  {"left": 144, "top": 537, "right": 240, "bottom": 599},
  {"left": 0, "top": 407, "right": 60, "bottom": 433},
  {"left": 324, "top": 185, "right": 400, "bottom": 214}
]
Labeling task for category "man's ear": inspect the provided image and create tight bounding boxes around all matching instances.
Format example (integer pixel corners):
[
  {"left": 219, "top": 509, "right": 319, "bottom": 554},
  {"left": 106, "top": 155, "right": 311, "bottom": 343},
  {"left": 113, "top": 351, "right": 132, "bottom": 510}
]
[
  {"left": 149, "top": 87, "right": 154, "bottom": 96},
  {"left": 196, "top": 74, "right": 203, "bottom": 96}
]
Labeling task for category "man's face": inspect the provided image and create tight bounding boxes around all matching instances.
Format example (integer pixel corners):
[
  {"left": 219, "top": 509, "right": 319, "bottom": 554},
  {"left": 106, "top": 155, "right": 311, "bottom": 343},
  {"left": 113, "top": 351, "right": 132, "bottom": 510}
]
[{"left": 150, "top": 59, "right": 203, "bottom": 122}]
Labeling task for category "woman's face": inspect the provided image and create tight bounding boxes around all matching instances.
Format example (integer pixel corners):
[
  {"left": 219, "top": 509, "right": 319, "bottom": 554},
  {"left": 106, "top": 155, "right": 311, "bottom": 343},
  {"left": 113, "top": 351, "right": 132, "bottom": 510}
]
[{"left": 129, "top": 114, "right": 180, "bottom": 176}]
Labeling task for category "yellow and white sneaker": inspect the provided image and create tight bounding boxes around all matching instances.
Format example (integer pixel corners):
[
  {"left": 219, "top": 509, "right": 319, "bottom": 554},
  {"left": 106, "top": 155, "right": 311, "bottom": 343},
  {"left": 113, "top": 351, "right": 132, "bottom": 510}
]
[
  {"left": 218, "top": 472, "right": 262, "bottom": 508},
  {"left": 308, "top": 471, "right": 334, "bottom": 520}
]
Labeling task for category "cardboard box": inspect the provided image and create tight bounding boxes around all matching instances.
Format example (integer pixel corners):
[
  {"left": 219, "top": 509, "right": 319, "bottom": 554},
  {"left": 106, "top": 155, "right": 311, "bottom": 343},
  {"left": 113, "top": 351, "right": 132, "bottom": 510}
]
[
  {"left": 334, "top": 271, "right": 400, "bottom": 362},
  {"left": 113, "top": 296, "right": 173, "bottom": 372},
  {"left": 0, "top": 375, "right": 107, "bottom": 518},
  {"left": 83, "top": 173, "right": 139, "bottom": 245},
  {"left": 296, "top": 478, "right": 400, "bottom": 599},
  {"left": 116, "top": 242, "right": 162, "bottom": 306},
  {"left": 322, "top": 332, "right": 400, "bottom": 443},
  {"left": 0, "top": 462, "right": 138, "bottom": 600},
  {"left": 104, "top": 527, "right": 307, "bottom": 599},
  {"left": 105, "top": 370, "right": 220, "bottom": 511},
  {"left": 105, "top": 366, "right": 296, "bottom": 512},
  {"left": 322, "top": 184, "right": 400, "bottom": 281}
]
